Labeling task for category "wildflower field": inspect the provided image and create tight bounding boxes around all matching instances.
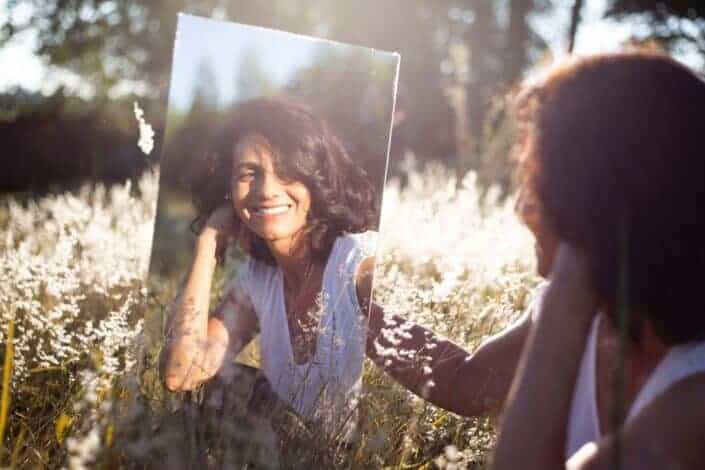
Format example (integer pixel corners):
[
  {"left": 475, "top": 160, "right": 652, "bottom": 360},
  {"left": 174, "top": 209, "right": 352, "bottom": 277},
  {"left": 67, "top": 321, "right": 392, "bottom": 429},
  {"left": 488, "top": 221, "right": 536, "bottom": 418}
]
[{"left": 0, "top": 162, "right": 540, "bottom": 469}]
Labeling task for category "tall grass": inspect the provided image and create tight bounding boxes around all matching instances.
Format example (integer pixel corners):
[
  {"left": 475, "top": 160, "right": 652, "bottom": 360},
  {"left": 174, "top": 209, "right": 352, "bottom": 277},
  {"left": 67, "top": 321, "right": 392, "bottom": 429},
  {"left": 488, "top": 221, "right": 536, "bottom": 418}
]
[{"left": 0, "top": 160, "right": 540, "bottom": 468}]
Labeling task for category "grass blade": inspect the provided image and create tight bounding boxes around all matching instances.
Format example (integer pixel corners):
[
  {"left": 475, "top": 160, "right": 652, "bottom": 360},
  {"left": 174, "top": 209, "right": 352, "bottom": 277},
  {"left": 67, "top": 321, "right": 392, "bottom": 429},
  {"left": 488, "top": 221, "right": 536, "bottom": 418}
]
[{"left": 0, "top": 319, "right": 16, "bottom": 463}]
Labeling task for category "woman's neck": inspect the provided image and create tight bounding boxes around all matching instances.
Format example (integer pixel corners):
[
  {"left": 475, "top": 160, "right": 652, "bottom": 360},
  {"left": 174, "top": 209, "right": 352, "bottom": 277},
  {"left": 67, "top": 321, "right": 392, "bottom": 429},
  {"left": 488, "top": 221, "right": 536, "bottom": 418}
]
[
  {"left": 601, "top": 310, "right": 669, "bottom": 361},
  {"left": 600, "top": 311, "right": 670, "bottom": 398},
  {"left": 595, "top": 311, "right": 670, "bottom": 433},
  {"left": 267, "top": 234, "right": 316, "bottom": 288},
  {"left": 630, "top": 318, "right": 670, "bottom": 388}
]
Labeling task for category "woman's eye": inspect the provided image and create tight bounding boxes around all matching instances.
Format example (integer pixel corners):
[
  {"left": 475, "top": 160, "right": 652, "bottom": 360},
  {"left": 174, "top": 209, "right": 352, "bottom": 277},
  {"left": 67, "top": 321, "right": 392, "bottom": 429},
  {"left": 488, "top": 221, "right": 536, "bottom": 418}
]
[{"left": 238, "top": 170, "right": 256, "bottom": 181}]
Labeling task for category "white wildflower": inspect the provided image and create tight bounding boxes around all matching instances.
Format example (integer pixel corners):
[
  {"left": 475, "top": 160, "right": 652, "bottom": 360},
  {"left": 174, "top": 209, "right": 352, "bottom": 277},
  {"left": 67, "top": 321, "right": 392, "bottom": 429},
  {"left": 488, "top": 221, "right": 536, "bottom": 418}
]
[
  {"left": 133, "top": 101, "right": 155, "bottom": 155},
  {"left": 66, "top": 428, "right": 101, "bottom": 470}
]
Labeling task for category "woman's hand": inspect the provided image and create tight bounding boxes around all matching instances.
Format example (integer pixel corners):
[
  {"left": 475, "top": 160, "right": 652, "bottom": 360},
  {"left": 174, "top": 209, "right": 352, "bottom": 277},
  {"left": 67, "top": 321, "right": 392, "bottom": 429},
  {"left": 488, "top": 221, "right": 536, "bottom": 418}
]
[{"left": 200, "top": 203, "right": 238, "bottom": 260}]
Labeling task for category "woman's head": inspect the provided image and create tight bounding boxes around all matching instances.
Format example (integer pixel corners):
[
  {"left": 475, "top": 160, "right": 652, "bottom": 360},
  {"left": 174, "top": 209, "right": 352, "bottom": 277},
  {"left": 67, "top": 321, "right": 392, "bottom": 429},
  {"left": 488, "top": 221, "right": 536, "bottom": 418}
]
[
  {"left": 230, "top": 132, "right": 313, "bottom": 253},
  {"left": 515, "top": 51, "right": 705, "bottom": 344},
  {"left": 190, "top": 96, "right": 377, "bottom": 265}
]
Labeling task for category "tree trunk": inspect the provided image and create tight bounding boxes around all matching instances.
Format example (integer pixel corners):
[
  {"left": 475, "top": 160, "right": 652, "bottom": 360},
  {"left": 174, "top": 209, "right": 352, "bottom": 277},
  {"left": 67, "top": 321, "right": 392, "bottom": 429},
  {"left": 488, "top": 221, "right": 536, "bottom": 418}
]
[
  {"left": 506, "top": 0, "right": 533, "bottom": 85},
  {"left": 568, "top": 0, "right": 585, "bottom": 53}
]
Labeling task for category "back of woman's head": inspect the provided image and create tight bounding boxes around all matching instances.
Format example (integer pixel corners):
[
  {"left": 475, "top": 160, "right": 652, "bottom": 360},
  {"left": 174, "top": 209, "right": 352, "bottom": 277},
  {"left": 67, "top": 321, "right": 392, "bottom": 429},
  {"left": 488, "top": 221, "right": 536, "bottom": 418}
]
[
  {"left": 516, "top": 51, "right": 705, "bottom": 344},
  {"left": 190, "top": 96, "right": 377, "bottom": 265}
]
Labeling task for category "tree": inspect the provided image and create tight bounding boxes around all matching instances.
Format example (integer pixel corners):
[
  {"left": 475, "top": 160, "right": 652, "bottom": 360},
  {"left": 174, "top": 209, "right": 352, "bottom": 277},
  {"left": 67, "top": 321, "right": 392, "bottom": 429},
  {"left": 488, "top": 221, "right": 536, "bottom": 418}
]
[
  {"left": 234, "top": 47, "right": 276, "bottom": 102},
  {"left": 191, "top": 58, "right": 220, "bottom": 113},
  {"left": 568, "top": 0, "right": 585, "bottom": 53},
  {"left": 0, "top": 1, "right": 294, "bottom": 102},
  {"left": 506, "top": 0, "right": 537, "bottom": 82},
  {"left": 605, "top": 1, "right": 705, "bottom": 59},
  {"left": 1, "top": 0, "right": 554, "bottom": 178}
]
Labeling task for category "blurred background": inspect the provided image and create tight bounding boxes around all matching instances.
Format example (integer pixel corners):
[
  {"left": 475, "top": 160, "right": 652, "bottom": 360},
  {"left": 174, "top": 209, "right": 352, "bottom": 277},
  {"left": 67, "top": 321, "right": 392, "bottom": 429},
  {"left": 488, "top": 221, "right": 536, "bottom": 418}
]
[{"left": 2, "top": 0, "right": 704, "bottom": 198}]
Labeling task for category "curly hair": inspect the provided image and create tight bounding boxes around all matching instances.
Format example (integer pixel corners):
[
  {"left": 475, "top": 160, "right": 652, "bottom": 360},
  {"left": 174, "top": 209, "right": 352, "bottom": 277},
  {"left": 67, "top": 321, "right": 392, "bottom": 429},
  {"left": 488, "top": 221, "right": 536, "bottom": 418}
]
[
  {"left": 189, "top": 96, "right": 378, "bottom": 265},
  {"left": 513, "top": 51, "right": 705, "bottom": 345}
]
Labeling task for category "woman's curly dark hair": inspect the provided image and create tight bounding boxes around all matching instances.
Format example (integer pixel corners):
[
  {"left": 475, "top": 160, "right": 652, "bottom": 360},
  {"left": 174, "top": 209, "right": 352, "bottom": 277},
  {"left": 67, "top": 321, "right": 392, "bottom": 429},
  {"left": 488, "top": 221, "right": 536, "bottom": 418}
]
[
  {"left": 513, "top": 51, "right": 705, "bottom": 345},
  {"left": 189, "top": 96, "right": 378, "bottom": 266}
]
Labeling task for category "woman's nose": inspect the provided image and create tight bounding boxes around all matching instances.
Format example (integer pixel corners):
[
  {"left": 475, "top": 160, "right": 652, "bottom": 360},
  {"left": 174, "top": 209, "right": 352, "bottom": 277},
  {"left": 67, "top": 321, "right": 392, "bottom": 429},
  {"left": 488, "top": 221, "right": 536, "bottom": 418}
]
[{"left": 255, "top": 171, "right": 283, "bottom": 199}]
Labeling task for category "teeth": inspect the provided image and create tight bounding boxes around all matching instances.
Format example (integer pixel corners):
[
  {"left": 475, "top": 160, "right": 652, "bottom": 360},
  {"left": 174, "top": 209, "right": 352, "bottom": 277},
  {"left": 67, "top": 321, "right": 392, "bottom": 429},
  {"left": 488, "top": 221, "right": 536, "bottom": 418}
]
[{"left": 253, "top": 205, "right": 289, "bottom": 215}]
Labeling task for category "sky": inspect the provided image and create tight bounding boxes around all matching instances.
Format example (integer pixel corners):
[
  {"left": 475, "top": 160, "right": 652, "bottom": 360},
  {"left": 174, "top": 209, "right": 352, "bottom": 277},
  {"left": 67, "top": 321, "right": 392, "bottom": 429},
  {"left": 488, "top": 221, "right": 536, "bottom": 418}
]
[
  {"left": 170, "top": 13, "right": 320, "bottom": 110},
  {"left": 0, "top": 0, "right": 701, "bottom": 97},
  {"left": 168, "top": 13, "right": 396, "bottom": 111}
]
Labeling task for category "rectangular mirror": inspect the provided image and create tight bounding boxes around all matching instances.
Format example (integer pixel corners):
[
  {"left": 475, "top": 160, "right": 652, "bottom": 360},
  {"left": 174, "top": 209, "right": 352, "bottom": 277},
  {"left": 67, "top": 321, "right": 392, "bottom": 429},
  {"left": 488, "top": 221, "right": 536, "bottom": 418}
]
[{"left": 145, "top": 12, "right": 399, "bottom": 465}]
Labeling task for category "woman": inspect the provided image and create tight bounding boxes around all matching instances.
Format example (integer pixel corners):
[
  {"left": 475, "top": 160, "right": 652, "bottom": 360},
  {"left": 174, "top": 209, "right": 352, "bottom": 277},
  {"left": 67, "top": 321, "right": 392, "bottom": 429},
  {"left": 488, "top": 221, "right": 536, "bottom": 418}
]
[
  {"left": 492, "top": 52, "right": 705, "bottom": 469},
  {"left": 160, "top": 97, "right": 382, "bottom": 436}
]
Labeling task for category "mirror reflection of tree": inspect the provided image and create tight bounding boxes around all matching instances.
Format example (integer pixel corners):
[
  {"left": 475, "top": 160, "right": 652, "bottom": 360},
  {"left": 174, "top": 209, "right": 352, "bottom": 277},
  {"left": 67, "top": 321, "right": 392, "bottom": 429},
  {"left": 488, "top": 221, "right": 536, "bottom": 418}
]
[
  {"left": 235, "top": 46, "right": 276, "bottom": 101},
  {"left": 286, "top": 47, "right": 395, "bottom": 208},
  {"left": 151, "top": 59, "right": 225, "bottom": 277},
  {"left": 192, "top": 58, "right": 221, "bottom": 112}
]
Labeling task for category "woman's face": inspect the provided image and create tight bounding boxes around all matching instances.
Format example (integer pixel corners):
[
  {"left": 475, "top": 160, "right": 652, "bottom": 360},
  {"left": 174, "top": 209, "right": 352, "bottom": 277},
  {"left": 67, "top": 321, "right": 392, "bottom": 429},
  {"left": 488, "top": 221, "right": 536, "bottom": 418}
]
[
  {"left": 532, "top": 222, "right": 559, "bottom": 278},
  {"left": 231, "top": 136, "right": 311, "bottom": 253}
]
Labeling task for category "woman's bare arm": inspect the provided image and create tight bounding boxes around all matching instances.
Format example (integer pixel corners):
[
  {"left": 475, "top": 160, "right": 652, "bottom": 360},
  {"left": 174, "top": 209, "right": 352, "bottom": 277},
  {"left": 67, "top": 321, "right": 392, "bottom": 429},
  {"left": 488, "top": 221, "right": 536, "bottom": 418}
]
[
  {"left": 357, "top": 257, "right": 531, "bottom": 417},
  {"left": 491, "top": 244, "right": 597, "bottom": 470},
  {"left": 161, "top": 206, "right": 258, "bottom": 392}
]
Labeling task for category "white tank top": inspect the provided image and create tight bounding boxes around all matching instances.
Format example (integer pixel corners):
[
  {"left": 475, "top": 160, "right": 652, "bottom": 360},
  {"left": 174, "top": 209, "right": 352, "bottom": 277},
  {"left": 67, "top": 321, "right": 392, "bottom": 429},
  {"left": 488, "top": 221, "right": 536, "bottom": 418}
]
[
  {"left": 229, "top": 231, "right": 377, "bottom": 428},
  {"left": 565, "top": 313, "right": 705, "bottom": 460}
]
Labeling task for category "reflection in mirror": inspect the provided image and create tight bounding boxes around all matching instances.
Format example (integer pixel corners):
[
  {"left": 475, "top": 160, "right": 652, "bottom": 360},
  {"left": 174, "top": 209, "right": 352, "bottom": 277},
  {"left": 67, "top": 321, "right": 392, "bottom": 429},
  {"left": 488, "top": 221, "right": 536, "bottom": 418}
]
[{"left": 147, "top": 13, "right": 399, "bottom": 465}]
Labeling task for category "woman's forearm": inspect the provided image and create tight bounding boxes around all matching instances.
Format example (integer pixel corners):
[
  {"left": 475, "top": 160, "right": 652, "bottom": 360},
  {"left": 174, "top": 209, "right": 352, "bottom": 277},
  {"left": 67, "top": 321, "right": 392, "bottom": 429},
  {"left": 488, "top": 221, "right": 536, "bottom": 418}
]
[
  {"left": 367, "top": 304, "right": 530, "bottom": 417},
  {"left": 366, "top": 311, "right": 472, "bottom": 412},
  {"left": 162, "top": 232, "right": 220, "bottom": 391},
  {"left": 450, "top": 316, "right": 532, "bottom": 416}
]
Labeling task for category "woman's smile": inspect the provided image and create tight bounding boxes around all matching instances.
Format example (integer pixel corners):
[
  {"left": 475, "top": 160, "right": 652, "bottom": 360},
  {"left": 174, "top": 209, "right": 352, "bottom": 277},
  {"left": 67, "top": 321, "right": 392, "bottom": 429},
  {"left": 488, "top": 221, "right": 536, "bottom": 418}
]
[{"left": 248, "top": 203, "right": 292, "bottom": 217}]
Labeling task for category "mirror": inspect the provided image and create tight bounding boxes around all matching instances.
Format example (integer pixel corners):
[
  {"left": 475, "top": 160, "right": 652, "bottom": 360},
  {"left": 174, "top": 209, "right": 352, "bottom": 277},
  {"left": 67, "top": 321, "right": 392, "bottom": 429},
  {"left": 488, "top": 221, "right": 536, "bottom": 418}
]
[{"left": 146, "top": 13, "right": 399, "bottom": 463}]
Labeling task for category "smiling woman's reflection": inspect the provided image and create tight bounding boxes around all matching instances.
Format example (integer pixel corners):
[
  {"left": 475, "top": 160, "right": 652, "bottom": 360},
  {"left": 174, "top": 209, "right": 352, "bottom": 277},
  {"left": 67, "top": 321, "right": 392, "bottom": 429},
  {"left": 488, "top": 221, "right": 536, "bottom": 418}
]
[{"left": 160, "top": 97, "right": 388, "bottom": 440}]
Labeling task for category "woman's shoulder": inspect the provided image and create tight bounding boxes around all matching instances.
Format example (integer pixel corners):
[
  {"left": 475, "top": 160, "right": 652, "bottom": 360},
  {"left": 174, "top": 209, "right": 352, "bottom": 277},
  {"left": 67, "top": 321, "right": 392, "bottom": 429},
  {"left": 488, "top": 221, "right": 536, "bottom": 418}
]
[
  {"left": 324, "top": 231, "right": 379, "bottom": 314},
  {"left": 579, "top": 372, "right": 705, "bottom": 470},
  {"left": 328, "top": 231, "right": 378, "bottom": 280},
  {"left": 629, "top": 339, "right": 705, "bottom": 420},
  {"left": 333, "top": 230, "right": 379, "bottom": 260}
]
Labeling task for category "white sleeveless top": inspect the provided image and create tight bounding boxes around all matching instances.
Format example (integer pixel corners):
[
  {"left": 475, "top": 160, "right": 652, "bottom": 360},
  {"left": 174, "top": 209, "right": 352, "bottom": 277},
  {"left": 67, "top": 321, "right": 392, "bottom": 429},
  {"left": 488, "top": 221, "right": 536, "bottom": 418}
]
[
  {"left": 565, "top": 313, "right": 705, "bottom": 460},
  {"left": 228, "top": 231, "right": 377, "bottom": 428}
]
